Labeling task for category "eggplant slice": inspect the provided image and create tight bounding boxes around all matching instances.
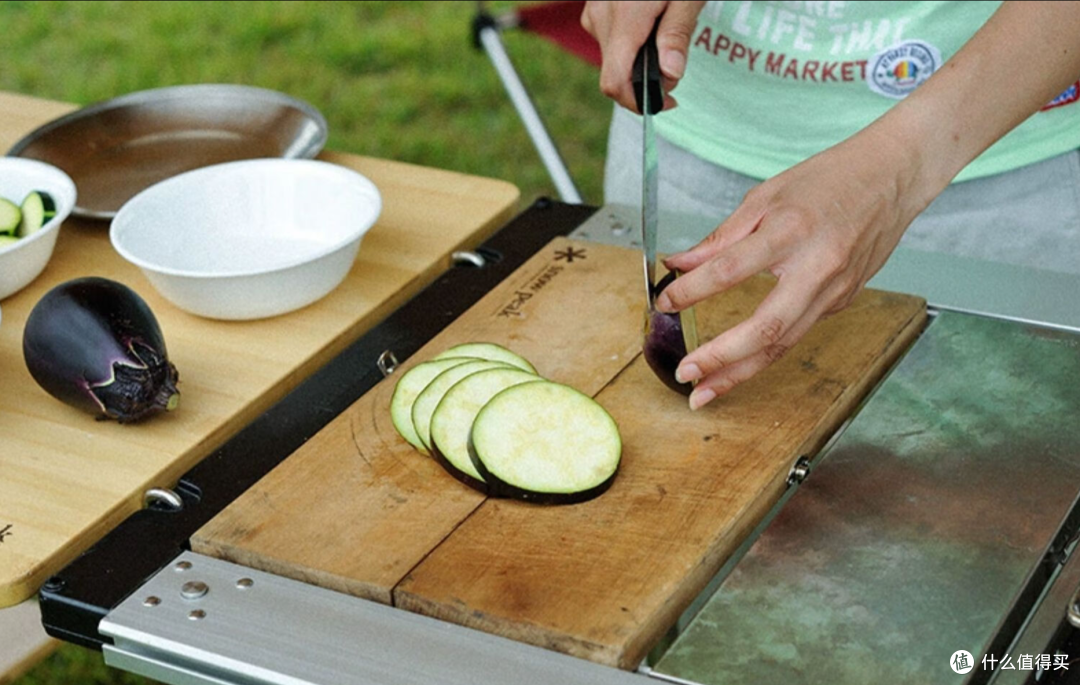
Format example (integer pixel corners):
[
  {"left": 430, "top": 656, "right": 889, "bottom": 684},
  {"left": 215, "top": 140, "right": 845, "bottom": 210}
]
[
  {"left": 469, "top": 380, "right": 622, "bottom": 504},
  {"left": 390, "top": 357, "right": 476, "bottom": 454},
  {"left": 429, "top": 366, "right": 540, "bottom": 492},
  {"left": 411, "top": 359, "right": 521, "bottom": 453},
  {"left": 432, "top": 342, "right": 536, "bottom": 374}
]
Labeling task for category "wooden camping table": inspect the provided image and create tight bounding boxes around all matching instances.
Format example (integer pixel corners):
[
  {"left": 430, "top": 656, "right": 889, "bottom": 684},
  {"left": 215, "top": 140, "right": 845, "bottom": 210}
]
[
  {"left": 0, "top": 90, "right": 520, "bottom": 677},
  {"left": 7, "top": 87, "right": 1080, "bottom": 685},
  {"left": 0, "top": 89, "right": 935, "bottom": 683}
]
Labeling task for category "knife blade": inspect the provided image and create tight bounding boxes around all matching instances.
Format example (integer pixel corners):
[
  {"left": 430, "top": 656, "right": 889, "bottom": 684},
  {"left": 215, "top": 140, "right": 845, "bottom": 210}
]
[
  {"left": 634, "top": 23, "right": 700, "bottom": 393},
  {"left": 633, "top": 23, "right": 663, "bottom": 308}
]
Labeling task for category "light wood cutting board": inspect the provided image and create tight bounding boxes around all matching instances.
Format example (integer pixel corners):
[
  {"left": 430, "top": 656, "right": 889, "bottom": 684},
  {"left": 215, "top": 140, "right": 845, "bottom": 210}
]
[
  {"left": 0, "top": 92, "right": 520, "bottom": 607},
  {"left": 194, "top": 237, "right": 926, "bottom": 668}
]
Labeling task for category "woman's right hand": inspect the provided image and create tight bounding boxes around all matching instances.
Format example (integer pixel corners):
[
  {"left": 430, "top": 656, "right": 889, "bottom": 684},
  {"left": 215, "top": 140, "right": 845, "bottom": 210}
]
[{"left": 581, "top": 1, "right": 706, "bottom": 112}]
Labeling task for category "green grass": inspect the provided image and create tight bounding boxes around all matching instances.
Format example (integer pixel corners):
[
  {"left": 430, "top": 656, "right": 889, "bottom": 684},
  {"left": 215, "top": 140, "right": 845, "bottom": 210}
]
[
  {"left": 0, "top": 0, "right": 611, "bottom": 207},
  {"left": 1, "top": 1, "right": 610, "bottom": 683}
]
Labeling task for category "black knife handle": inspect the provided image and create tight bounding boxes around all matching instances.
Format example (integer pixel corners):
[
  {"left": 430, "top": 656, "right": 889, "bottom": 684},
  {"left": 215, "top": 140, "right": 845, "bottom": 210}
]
[{"left": 632, "top": 20, "right": 664, "bottom": 115}]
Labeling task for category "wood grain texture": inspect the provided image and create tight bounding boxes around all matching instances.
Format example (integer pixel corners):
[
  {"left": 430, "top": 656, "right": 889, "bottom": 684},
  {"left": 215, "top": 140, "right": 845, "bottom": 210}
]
[
  {"left": 192, "top": 239, "right": 648, "bottom": 602},
  {"left": 194, "top": 237, "right": 926, "bottom": 667},
  {"left": 0, "top": 91, "right": 520, "bottom": 607},
  {"left": 395, "top": 278, "right": 926, "bottom": 668}
]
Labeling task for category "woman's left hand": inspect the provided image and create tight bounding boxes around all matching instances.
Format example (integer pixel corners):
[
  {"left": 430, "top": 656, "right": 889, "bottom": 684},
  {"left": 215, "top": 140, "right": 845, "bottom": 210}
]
[{"left": 657, "top": 123, "right": 934, "bottom": 410}]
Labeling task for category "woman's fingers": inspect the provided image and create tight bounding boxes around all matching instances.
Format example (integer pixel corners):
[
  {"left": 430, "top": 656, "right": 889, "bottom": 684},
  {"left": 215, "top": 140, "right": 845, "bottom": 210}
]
[
  {"left": 663, "top": 187, "right": 769, "bottom": 273},
  {"left": 673, "top": 261, "right": 828, "bottom": 386},
  {"left": 685, "top": 306, "right": 817, "bottom": 409},
  {"left": 583, "top": 1, "right": 704, "bottom": 113}
]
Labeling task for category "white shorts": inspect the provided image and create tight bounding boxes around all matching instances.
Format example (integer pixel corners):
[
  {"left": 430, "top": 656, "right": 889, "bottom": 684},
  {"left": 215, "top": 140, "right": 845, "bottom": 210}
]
[{"left": 604, "top": 105, "right": 1080, "bottom": 275}]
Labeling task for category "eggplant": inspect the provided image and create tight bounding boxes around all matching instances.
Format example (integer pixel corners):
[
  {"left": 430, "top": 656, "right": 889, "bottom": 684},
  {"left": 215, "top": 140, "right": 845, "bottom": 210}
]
[
  {"left": 432, "top": 342, "right": 537, "bottom": 374},
  {"left": 23, "top": 277, "right": 180, "bottom": 423},
  {"left": 390, "top": 357, "right": 476, "bottom": 455},
  {"left": 468, "top": 380, "right": 621, "bottom": 505},
  {"left": 429, "top": 365, "right": 539, "bottom": 493},
  {"left": 643, "top": 271, "right": 699, "bottom": 396}
]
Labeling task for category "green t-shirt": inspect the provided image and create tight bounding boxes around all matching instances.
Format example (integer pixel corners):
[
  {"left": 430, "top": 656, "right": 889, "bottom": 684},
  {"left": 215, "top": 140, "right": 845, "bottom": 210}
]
[{"left": 658, "top": 0, "right": 1080, "bottom": 182}]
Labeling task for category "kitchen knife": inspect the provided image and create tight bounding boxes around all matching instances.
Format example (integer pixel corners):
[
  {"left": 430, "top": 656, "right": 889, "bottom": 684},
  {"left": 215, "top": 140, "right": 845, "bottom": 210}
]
[
  {"left": 633, "top": 22, "right": 663, "bottom": 308},
  {"left": 634, "top": 23, "right": 700, "bottom": 395}
]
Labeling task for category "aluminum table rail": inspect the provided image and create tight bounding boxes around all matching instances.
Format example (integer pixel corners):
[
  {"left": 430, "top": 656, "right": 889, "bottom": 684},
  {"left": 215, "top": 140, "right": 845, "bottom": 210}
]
[
  {"left": 64, "top": 204, "right": 1080, "bottom": 685},
  {"left": 100, "top": 552, "right": 644, "bottom": 685}
]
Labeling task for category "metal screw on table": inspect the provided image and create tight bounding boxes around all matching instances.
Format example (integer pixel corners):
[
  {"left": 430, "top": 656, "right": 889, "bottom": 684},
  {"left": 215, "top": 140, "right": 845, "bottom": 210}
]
[
  {"left": 181, "top": 581, "right": 209, "bottom": 600},
  {"left": 175, "top": 560, "right": 193, "bottom": 572},
  {"left": 1068, "top": 595, "right": 1080, "bottom": 628},
  {"left": 143, "top": 596, "right": 161, "bottom": 607},
  {"left": 452, "top": 251, "right": 487, "bottom": 268},
  {"left": 236, "top": 578, "right": 254, "bottom": 590},
  {"left": 189, "top": 610, "right": 206, "bottom": 621},
  {"left": 787, "top": 456, "right": 812, "bottom": 486},
  {"left": 143, "top": 487, "right": 184, "bottom": 511}
]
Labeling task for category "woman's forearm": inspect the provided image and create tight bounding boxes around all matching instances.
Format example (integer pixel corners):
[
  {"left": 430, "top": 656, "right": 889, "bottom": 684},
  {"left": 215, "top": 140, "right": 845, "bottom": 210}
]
[{"left": 880, "top": 0, "right": 1080, "bottom": 206}]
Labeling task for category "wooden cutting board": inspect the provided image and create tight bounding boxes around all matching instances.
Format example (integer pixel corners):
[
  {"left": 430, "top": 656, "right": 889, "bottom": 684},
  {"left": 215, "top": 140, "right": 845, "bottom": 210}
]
[
  {"left": 0, "top": 91, "right": 520, "bottom": 607},
  {"left": 194, "top": 237, "right": 926, "bottom": 668}
]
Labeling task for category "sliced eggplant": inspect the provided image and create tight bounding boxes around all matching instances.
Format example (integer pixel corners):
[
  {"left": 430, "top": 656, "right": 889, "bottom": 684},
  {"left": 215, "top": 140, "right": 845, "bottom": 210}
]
[
  {"left": 429, "top": 366, "right": 540, "bottom": 491},
  {"left": 0, "top": 198, "right": 20, "bottom": 236},
  {"left": 469, "top": 380, "right": 621, "bottom": 504},
  {"left": 390, "top": 357, "right": 476, "bottom": 454},
  {"left": 411, "top": 359, "right": 521, "bottom": 453},
  {"left": 432, "top": 342, "right": 537, "bottom": 374}
]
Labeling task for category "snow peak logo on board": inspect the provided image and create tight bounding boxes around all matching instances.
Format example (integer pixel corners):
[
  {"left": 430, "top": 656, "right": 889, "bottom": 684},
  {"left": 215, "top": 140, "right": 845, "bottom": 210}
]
[
  {"left": 0, "top": 524, "right": 12, "bottom": 545},
  {"left": 495, "top": 247, "right": 586, "bottom": 319}
]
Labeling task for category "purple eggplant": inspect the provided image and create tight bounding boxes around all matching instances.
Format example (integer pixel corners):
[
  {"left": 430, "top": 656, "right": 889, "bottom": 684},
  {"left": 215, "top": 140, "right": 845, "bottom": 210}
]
[
  {"left": 23, "top": 277, "right": 179, "bottom": 423},
  {"left": 643, "top": 271, "right": 699, "bottom": 396}
]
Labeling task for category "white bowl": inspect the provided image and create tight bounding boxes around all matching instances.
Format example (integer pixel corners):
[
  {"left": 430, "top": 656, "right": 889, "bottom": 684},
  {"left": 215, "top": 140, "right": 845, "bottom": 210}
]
[
  {"left": 0, "top": 158, "right": 77, "bottom": 300},
  {"left": 110, "top": 159, "right": 382, "bottom": 320}
]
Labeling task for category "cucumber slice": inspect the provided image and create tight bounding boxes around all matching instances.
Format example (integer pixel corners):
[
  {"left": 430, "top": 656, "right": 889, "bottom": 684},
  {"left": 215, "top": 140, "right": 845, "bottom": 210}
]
[
  {"left": 411, "top": 359, "right": 521, "bottom": 453},
  {"left": 433, "top": 342, "right": 537, "bottom": 374},
  {"left": 0, "top": 198, "right": 20, "bottom": 236},
  {"left": 469, "top": 380, "right": 621, "bottom": 504},
  {"left": 429, "top": 366, "right": 540, "bottom": 491},
  {"left": 17, "top": 191, "right": 55, "bottom": 238},
  {"left": 390, "top": 357, "right": 477, "bottom": 454},
  {"left": 0, "top": 235, "right": 20, "bottom": 250}
]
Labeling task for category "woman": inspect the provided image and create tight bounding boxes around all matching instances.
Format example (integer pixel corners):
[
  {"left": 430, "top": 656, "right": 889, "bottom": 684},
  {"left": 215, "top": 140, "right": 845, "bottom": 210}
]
[{"left": 582, "top": 1, "right": 1080, "bottom": 409}]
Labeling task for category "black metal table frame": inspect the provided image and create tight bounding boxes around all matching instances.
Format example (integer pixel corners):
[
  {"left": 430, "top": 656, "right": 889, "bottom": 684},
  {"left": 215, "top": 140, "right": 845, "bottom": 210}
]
[{"left": 38, "top": 198, "right": 598, "bottom": 651}]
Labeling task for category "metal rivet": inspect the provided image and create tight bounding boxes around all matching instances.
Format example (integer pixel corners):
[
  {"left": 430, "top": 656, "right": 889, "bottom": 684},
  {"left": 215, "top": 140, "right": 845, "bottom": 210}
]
[
  {"left": 143, "top": 596, "right": 161, "bottom": 607},
  {"left": 188, "top": 609, "right": 206, "bottom": 621},
  {"left": 451, "top": 250, "right": 486, "bottom": 268},
  {"left": 787, "top": 456, "right": 812, "bottom": 486},
  {"left": 181, "top": 581, "right": 209, "bottom": 600},
  {"left": 376, "top": 350, "right": 399, "bottom": 377},
  {"left": 175, "top": 561, "right": 193, "bottom": 572},
  {"left": 1068, "top": 596, "right": 1080, "bottom": 629},
  {"left": 236, "top": 578, "right": 254, "bottom": 590},
  {"left": 144, "top": 488, "right": 183, "bottom": 511}
]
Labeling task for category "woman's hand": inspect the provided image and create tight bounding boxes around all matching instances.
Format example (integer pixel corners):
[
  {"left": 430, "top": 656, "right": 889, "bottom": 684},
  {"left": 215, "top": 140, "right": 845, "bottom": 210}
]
[
  {"left": 581, "top": 1, "right": 706, "bottom": 112},
  {"left": 658, "top": 124, "right": 937, "bottom": 410},
  {"left": 586, "top": 0, "right": 1080, "bottom": 410}
]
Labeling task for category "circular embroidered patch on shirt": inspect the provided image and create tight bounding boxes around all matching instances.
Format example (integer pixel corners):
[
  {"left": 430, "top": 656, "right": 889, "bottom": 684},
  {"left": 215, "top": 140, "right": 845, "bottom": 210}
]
[{"left": 868, "top": 40, "right": 943, "bottom": 99}]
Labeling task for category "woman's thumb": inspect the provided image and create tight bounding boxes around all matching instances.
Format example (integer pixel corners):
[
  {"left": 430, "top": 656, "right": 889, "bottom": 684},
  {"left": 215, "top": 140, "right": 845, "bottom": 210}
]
[{"left": 657, "top": 1, "right": 705, "bottom": 81}]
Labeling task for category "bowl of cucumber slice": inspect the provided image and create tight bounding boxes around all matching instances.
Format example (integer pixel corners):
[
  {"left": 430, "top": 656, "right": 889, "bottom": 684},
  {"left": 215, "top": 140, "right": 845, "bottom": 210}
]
[{"left": 0, "top": 157, "right": 77, "bottom": 300}]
